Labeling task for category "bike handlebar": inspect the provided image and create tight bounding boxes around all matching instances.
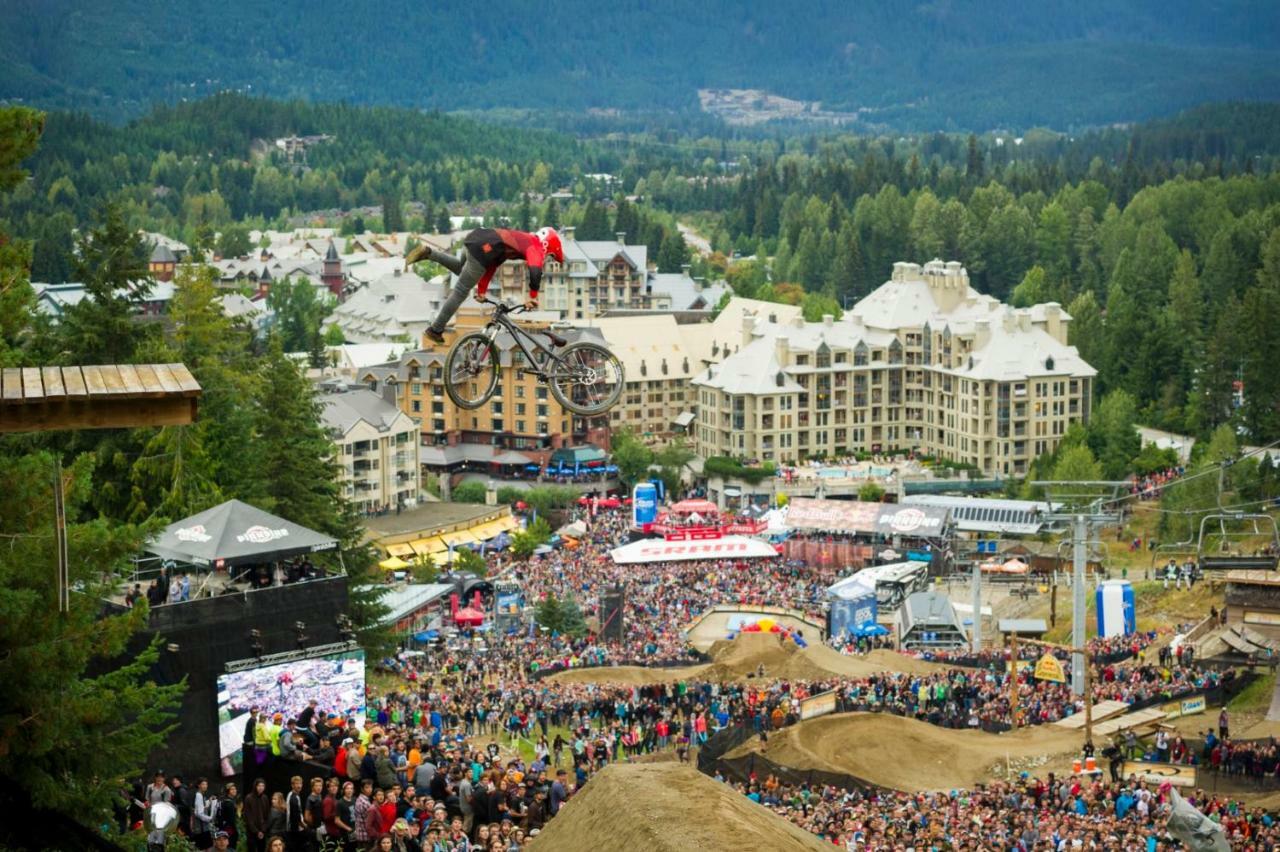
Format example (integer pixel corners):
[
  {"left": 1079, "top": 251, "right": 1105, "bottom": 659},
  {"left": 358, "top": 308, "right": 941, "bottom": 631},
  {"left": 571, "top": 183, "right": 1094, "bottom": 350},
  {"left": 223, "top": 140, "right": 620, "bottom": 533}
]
[{"left": 477, "top": 297, "right": 527, "bottom": 314}]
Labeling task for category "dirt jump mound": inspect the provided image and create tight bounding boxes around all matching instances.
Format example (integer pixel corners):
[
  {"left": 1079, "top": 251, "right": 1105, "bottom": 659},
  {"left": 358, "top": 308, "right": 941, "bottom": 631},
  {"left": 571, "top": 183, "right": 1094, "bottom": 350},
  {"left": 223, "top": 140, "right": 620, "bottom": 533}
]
[
  {"left": 525, "top": 763, "right": 829, "bottom": 852},
  {"left": 732, "top": 711, "right": 1082, "bottom": 791},
  {"left": 546, "top": 663, "right": 709, "bottom": 685},
  {"left": 706, "top": 632, "right": 948, "bottom": 681}
]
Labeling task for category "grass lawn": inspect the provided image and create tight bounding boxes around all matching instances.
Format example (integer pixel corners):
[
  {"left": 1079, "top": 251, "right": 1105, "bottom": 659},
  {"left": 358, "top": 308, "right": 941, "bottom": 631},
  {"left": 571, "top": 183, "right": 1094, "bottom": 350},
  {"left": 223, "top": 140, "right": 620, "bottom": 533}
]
[{"left": 1229, "top": 671, "right": 1277, "bottom": 714}]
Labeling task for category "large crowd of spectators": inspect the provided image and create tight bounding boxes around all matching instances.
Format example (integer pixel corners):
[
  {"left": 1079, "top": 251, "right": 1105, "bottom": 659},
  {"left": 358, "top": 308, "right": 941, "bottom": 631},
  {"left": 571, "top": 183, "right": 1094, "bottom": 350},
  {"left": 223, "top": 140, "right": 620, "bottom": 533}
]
[
  {"left": 722, "top": 773, "right": 1274, "bottom": 849},
  {"left": 131, "top": 504, "right": 1262, "bottom": 851}
]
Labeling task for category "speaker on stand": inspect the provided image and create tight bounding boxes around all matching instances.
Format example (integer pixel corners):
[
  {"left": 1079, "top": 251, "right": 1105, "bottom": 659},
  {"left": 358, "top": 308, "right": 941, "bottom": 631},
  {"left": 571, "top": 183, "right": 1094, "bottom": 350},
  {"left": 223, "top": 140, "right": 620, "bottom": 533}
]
[{"left": 599, "top": 584, "right": 626, "bottom": 642}]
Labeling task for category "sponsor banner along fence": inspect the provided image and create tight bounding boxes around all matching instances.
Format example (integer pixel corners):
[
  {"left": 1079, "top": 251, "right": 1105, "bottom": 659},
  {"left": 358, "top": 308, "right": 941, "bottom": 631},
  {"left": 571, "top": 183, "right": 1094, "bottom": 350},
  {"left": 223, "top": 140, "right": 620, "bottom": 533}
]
[{"left": 785, "top": 498, "right": 950, "bottom": 537}]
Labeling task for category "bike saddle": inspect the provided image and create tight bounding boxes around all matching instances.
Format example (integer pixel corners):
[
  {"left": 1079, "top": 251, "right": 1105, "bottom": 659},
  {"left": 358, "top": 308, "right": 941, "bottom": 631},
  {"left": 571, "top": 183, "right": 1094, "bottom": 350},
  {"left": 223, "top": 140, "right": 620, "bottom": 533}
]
[{"left": 544, "top": 330, "right": 567, "bottom": 348}]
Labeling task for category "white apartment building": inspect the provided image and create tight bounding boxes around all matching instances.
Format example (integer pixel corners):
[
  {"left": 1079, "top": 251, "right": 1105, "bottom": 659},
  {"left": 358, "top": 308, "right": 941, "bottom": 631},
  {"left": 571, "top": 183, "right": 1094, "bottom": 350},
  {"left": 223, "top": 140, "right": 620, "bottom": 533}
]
[
  {"left": 320, "top": 387, "right": 422, "bottom": 512},
  {"left": 691, "top": 261, "right": 1096, "bottom": 476}
]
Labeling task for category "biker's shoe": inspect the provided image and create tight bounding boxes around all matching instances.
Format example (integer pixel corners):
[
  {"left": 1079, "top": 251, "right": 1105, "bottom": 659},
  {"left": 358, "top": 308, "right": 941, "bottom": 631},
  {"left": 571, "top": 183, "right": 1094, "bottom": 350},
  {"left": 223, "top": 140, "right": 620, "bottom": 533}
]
[
  {"left": 404, "top": 244, "right": 433, "bottom": 267},
  {"left": 425, "top": 327, "right": 446, "bottom": 345}
]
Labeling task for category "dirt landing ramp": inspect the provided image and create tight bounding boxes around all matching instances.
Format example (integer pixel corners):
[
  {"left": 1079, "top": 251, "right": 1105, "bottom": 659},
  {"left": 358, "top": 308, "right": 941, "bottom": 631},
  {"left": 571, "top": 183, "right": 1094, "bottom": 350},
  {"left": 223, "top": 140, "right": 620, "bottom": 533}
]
[
  {"left": 525, "top": 762, "right": 829, "bottom": 852},
  {"left": 731, "top": 711, "right": 1083, "bottom": 791},
  {"left": 706, "top": 632, "right": 950, "bottom": 680}
]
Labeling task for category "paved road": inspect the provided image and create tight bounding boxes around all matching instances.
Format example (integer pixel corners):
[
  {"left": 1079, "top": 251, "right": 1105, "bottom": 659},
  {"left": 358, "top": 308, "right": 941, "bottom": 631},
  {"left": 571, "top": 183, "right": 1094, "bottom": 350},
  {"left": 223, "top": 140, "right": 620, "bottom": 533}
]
[{"left": 677, "top": 222, "right": 713, "bottom": 257}]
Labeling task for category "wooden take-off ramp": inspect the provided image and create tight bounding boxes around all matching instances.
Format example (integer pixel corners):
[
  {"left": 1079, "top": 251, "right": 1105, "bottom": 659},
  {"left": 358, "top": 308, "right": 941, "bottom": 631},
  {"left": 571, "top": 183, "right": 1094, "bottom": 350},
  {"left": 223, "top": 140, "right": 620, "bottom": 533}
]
[{"left": 0, "top": 363, "right": 201, "bottom": 433}]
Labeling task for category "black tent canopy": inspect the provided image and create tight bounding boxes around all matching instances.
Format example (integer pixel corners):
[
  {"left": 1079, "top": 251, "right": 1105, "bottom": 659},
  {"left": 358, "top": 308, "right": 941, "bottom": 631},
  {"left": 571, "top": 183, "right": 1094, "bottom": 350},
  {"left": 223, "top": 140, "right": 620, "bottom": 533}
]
[{"left": 147, "top": 499, "right": 337, "bottom": 567}]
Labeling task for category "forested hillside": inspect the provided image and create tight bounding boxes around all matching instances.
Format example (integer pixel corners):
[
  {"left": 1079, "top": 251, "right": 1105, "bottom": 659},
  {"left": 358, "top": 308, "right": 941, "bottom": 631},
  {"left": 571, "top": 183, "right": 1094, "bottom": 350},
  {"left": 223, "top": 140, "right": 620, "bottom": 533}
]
[
  {"left": 3, "top": 96, "right": 1280, "bottom": 445},
  {"left": 2, "top": 0, "right": 1278, "bottom": 128}
]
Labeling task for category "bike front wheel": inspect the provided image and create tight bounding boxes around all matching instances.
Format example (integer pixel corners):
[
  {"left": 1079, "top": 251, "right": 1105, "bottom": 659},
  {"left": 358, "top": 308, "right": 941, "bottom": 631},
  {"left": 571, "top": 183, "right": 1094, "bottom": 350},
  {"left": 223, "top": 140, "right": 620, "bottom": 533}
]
[
  {"left": 547, "top": 341, "right": 625, "bottom": 417},
  {"left": 444, "top": 332, "right": 500, "bottom": 410}
]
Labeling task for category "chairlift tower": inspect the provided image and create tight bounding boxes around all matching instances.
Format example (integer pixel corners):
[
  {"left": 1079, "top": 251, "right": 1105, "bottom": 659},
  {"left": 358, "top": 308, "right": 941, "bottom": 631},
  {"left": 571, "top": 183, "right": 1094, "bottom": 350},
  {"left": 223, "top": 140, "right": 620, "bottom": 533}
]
[{"left": 1035, "top": 481, "right": 1126, "bottom": 696}]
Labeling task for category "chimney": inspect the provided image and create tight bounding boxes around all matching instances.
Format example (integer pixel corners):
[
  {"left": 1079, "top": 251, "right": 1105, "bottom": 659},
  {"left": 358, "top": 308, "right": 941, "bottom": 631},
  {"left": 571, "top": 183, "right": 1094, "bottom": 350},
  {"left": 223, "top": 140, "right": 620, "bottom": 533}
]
[
  {"left": 680, "top": 263, "right": 691, "bottom": 277},
  {"left": 741, "top": 313, "right": 756, "bottom": 344},
  {"left": 822, "top": 314, "right": 834, "bottom": 328},
  {"left": 563, "top": 226, "right": 576, "bottom": 240},
  {"left": 1041, "top": 302, "right": 1064, "bottom": 342},
  {"left": 790, "top": 315, "right": 805, "bottom": 329},
  {"left": 616, "top": 231, "right": 626, "bottom": 245},
  {"left": 380, "top": 380, "right": 398, "bottom": 408},
  {"left": 974, "top": 319, "right": 991, "bottom": 351},
  {"left": 775, "top": 335, "right": 790, "bottom": 364}
]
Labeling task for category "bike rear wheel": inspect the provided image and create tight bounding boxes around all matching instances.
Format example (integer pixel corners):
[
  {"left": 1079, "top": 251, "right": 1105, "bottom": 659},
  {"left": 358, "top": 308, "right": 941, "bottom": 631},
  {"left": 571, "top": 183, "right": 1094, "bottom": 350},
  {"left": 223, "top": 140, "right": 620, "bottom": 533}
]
[
  {"left": 444, "top": 332, "right": 500, "bottom": 410},
  {"left": 547, "top": 341, "right": 625, "bottom": 416}
]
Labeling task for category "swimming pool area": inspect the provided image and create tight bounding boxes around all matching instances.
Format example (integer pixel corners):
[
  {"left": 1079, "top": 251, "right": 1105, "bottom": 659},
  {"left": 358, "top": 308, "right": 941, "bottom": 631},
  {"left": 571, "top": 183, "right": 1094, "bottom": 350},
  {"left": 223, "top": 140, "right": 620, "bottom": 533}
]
[{"left": 814, "top": 466, "right": 893, "bottom": 479}]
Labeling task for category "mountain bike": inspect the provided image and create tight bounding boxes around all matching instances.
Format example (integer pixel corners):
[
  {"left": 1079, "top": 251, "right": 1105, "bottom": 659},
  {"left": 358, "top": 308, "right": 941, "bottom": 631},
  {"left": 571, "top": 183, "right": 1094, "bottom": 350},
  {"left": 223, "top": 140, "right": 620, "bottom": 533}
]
[{"left": 443, "top": 298, "right": 625, "bottom": 417}]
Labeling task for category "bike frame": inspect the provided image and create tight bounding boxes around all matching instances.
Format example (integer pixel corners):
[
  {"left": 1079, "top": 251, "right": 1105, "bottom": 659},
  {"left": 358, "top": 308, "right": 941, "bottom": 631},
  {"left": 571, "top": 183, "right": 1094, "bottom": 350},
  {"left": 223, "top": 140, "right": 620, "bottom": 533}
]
[{"left": 477, "top": 301, "right": 572, "bottom": 380}]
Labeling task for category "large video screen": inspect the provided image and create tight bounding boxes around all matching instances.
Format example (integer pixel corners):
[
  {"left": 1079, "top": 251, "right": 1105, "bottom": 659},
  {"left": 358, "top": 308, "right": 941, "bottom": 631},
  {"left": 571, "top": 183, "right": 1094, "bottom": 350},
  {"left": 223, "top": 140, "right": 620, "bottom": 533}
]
[{"left": 216, "top": 649, "right": 366, "bottom": 770}]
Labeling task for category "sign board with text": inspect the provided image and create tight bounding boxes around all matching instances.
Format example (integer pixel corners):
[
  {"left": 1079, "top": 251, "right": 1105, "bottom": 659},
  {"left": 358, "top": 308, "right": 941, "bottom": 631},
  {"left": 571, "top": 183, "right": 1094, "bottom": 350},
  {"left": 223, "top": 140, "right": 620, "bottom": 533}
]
[
  {"left": 1033, "top": 652, "right": 1067, "bottom": 683},
  {"left": 1121, "top": 760, "right": 1197, "bottom": 788},
  {"left": 799, "top": 690, "right": 838, "bottom": 720}
]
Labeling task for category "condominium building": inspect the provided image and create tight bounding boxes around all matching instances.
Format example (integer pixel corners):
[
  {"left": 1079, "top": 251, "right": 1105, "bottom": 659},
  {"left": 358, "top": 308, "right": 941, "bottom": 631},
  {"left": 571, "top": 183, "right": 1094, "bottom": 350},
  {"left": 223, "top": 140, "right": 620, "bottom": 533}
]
[
  {"left": 691, "top": 261, "right": 1095, "bottom": 476},
  {"left": 578, "top": 315, "right": 700, "bottom": 440},
  {"left": 319, "top": 387, "right": 422, "bottom": 513},
  {"left": 357, "top": 307, "right": 610, "bottom": 472}
]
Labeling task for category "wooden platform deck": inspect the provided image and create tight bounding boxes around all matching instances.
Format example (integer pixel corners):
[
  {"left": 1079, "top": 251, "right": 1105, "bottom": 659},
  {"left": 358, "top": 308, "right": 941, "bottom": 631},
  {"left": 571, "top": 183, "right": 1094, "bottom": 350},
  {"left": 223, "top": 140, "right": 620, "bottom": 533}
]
[
  {"left": 1053, "top": 700, "right": 1130, "bottom": 729},
  {"left": 1091, "top": 706, "right": 1168, "bottom": 737},
  {"left": 0, "top": 363, "right": 201, "bottom": 433}
]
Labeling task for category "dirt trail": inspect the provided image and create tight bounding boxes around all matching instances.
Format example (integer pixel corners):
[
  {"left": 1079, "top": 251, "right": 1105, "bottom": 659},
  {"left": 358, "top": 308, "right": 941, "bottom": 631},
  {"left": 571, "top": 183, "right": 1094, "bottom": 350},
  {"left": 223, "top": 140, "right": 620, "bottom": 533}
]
[
  {"left": 526, "top": 762, "right": 828, "bottom": 852},
  {"left": 731, "top": 711, "right": 1084, "bottom": 791},
  {"left": 546, "top": 664, "right": 710, "bottom": 685},
  {"left": 545, "top": 633, "right": 948, "bottom": 685}
]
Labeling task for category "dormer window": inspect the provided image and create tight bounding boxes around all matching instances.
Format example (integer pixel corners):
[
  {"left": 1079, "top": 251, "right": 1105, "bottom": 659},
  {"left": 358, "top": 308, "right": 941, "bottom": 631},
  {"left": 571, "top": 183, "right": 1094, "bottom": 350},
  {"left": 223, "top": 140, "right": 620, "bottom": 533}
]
[
  {"left": 776, "top": 372, "right": 785, "bottom": 387},
  {"left": 1045, "top": 356, "right": 1055, "bottom": 371}
]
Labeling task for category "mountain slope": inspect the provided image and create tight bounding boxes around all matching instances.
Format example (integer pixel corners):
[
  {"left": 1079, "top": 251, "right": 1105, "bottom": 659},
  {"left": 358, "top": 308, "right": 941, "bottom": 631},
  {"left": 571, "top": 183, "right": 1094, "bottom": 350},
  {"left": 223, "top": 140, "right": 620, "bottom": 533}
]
[{"left": 1, "top": 0, "right": 1278, "bottom": 128}]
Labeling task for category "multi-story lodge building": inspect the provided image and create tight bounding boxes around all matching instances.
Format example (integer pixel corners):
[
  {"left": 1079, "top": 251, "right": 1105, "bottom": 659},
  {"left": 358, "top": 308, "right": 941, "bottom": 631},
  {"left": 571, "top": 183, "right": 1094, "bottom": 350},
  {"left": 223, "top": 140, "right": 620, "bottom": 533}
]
[
  {"left": 318, "top": 387, "right": 422, "bottom": 513},
  {"left": 491, "top": 227, "right": 727, "bottom": 320},
  {"left": 356, "top": 308, "right": 610, "bottom": 474},
  {"left": 691, "top": 260, "right": 1095, "bottom": 476}
]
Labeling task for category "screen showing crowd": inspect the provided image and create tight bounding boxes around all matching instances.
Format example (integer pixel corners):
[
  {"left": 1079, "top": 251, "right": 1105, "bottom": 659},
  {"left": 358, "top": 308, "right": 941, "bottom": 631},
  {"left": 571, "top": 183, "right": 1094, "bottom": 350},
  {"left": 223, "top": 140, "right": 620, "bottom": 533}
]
[{"left": 216, "top": 649, "right": 366, "bottom": 769}]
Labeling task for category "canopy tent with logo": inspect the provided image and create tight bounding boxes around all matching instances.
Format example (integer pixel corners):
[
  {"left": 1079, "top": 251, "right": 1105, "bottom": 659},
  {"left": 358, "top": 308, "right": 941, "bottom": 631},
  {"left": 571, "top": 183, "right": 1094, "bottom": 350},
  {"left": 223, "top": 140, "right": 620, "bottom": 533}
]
[{"left": 146, "top": 499, "right": 337, "bottom": 567}]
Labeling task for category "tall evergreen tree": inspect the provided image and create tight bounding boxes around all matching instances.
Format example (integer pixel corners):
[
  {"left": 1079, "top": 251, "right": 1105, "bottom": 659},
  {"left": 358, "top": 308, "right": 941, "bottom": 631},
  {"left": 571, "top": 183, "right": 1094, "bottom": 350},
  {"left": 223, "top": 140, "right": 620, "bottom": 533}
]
[
  {"left": 830, "top": 220, "right": 866, "bottom": 304},
  {"left": 542, "top": 198, "right": 560, "bottom": 229},
  {"left": 1188, "top": 300, "right": 1240, "bottom": 437},
  {"left": 246, "top": 334, "right": 342, "bottom": 530},
  {"left": 246, "top": 335, "right": 389, "bottom": 651},
  {"left": 58, "top": 201, "right": 155, "bottom": 364},
  {"left": 1066, "top": 290, "right": 1104, "bottom": 372},
  {"left": 965, "top": 133, "right": 984, "bottom": 182},
  {"left": 576, "top": 198, "right": 611, "bottom": 240},
  {"left": 0, "top": 450, "right": 184, "bottom": 835},
  {"left": 1239, "top": 228, "right": 1280, "bottom": 441},
  {"left": 517, "top": 193, "right": 533, "bottom": 231},
  {"left": 381, "top": 192, "right": 405, "bottom": 232},
  {"left": 613, "top": 198, "right": 639, "bottom": 242},
  {"left": 656, "top": 230, "right": 689, "bottom": 273},
  {"left": 0, "top": 107, "right": 42, "bottom": 366},
  {"left": 434, "top": 205, "right": 452, "bottom": 235}
]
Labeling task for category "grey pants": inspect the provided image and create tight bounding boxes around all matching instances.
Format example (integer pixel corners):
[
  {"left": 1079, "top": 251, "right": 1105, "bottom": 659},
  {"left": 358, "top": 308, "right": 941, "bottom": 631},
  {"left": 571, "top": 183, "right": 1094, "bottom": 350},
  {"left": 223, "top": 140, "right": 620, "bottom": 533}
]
[{"left": 426, "top": 248, "right": 488, "bottom": 334}]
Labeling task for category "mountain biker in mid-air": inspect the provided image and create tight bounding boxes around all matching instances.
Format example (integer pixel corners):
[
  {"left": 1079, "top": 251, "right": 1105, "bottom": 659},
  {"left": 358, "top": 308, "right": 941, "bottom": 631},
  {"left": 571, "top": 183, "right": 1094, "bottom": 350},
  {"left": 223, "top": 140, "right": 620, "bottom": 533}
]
[{"left": 404, "top": 227, "right": 565, "bottom": 345}]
